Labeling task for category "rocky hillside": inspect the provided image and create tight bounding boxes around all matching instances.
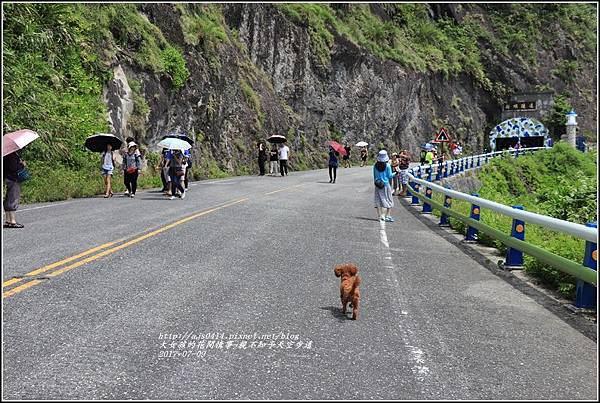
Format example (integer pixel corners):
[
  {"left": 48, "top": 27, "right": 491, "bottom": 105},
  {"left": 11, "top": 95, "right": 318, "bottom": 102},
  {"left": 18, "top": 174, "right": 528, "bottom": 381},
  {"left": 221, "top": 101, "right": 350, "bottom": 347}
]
[{"left": 3, "top": 3, "right": 597, "bottom": 189}]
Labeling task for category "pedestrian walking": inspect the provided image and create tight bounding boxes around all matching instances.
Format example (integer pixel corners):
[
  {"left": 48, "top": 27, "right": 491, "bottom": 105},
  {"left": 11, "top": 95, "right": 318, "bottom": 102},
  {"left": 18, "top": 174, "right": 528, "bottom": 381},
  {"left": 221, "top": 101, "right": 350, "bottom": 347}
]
[
  {"left": 122, "top": 141, "right": 141, "bottom": 197},
  {"left": 360, "top": 147, "right": 368, "bottom": 167},
  {"left": 183, "top": 149, "right": 192, "bottom": 189},
  {"left": 373, "top": 150, "right": 397, "bottom": 222},
  {"left": 269, "top": 145, "right": 279, "bottom": 175},
  {"left": 257, "top": 141, "right": 267, "bottom": 176},
  {"left": 390, "top": 152, "right": 400, "bottom": 195},
  {"left": 3, "top": 151, "right": 26, "bottom": 228},
  {"left": 328, "top": 147, "right": 339, "bottom": 183},
  {"left": 398, "top": 149, "right": 411, "bottom": 196},
  {"left": 343, "top": 145, "right": 351, "bottom": 168},
  {"left": 101, "top": 144, "right": 115, "bottom": 198},
  {"left": 158, "top": 149, "right": 171, "bottom": 194},
  {"left": 169, "top": 150, "right": 186, "bottom": 199},
  {"left": 278, "top": 143, "right": 290, "bottom": 176}
]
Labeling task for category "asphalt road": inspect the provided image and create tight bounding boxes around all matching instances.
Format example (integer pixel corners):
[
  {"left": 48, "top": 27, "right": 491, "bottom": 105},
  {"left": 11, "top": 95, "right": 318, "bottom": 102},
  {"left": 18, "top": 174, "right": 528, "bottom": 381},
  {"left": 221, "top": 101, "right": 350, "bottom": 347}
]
[{"left": 2, "top": 166, "right": 597, "bottom": 399}]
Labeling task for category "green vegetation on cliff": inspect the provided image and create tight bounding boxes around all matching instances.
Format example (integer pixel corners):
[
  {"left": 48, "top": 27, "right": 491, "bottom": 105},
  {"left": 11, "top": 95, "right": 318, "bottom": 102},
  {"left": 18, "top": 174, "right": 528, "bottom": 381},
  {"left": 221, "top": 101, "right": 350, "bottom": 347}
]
[
  {"left": 3, "top": 3, "right": 189, "bottom": 202},
  {"left": 276, "top": 3, "right": 596, "bottom": 98}
]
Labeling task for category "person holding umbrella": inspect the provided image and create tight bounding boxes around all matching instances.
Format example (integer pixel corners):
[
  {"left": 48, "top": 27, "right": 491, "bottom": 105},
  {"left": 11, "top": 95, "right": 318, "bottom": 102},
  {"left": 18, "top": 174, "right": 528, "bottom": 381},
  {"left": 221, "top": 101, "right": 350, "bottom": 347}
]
[
  {"left": 157, "top": 137, "right": 191, "bottom": 199},
  {"left": 101, "top": 144, "right": 115, "bottom": 198},
  {"left": 327, "top": 146, "right": 339, "bottom": 183},
  {"left": 84, "top": 133, "right": 123, "bottom": 197},
  {"left": 3, "top": 129, "right": 39, "bottom": 228},
  {"left": 267, "top": 135, "right": 289, "bottom": 176},
  {"left": 360, "top": 147, "right": 368, "bottom": 167},
  {"left": 122, "top": 142, "right": 142, "bottom": 197}
]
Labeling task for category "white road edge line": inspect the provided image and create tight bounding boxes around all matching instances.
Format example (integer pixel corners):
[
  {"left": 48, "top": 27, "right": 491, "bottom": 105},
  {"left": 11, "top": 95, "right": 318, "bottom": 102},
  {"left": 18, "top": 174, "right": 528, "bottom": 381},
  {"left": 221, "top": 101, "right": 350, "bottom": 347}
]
[
  {"left": 17, "top": 201, "right": 76, "bottom": 212},
  {"left": 378, "top": 219, "right": 430, "bottom": 382}
]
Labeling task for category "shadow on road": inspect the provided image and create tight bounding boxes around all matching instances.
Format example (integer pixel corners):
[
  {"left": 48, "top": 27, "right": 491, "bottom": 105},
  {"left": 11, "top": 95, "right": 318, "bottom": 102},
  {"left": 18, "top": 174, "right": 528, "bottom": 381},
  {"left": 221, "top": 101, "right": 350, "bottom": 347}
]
[
  {"left": 320, "top": 306, "right": 351, "bottom": 321},
  {"left": 353, "top": 216, "right": 379, "bottom": 222}
]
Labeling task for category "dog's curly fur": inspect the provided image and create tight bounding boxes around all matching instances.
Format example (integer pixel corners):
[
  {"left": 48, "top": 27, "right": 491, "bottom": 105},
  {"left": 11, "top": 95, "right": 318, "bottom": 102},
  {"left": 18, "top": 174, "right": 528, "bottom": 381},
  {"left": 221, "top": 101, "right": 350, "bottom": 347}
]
[{"left": 334, "top": 263, "right": 361, "bottom": 320}]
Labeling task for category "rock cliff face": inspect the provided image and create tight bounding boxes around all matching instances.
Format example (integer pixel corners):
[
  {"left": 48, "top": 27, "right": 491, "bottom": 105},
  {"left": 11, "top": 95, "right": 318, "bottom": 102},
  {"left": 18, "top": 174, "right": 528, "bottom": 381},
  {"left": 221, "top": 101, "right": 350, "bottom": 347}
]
[{"left": 101, "top": 3, "right": 596, "bottom": 177}]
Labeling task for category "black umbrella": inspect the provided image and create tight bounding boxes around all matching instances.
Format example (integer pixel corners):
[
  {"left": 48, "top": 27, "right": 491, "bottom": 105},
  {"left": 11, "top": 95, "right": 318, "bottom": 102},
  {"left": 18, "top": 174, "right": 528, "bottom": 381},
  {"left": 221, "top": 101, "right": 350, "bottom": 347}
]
[
  {"left": 162, "top": 132, "right": 194, "bottom": 145},
  {"left": 84, "top": 133, "right": 123, "bottom": 152},
  {"left": 267, "top": 134, "right": 287, "bottom": 144}
]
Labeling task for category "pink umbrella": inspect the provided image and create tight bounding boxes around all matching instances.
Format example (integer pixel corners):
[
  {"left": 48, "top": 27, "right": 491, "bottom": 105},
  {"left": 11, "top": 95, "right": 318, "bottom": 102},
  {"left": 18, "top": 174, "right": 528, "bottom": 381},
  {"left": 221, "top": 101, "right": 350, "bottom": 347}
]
[
  {"left": 3, "top": 129, "right": 39, "bottom": 157},
  {"left": 326, "top": 140, "right": 347, "bottom": 156}
]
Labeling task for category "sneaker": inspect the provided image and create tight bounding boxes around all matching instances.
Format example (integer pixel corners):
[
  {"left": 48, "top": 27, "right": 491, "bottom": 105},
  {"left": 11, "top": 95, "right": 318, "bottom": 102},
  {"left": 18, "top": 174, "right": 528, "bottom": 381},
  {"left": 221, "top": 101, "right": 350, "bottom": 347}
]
[
  {"left": 130, "top": 193, "right": 135, "bottom": 198},
  {"left": 180, "top": 192, "right": 185, "bottom": 199},
  {"left": 170, "top": 196, "right": 175, "bottom": 200},
  {"left": 123, "top": 191, "right": 129, "bottom": 196},
  {"left": 385, "top": 216, "right": 394, "bottom": 222}
]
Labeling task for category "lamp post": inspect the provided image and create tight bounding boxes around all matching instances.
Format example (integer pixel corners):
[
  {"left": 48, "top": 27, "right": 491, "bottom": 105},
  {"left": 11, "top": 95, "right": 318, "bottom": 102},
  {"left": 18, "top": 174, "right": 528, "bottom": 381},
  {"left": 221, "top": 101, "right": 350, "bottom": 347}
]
[{"left": 566, "top": 110, "right": 577, "bottom": 148}]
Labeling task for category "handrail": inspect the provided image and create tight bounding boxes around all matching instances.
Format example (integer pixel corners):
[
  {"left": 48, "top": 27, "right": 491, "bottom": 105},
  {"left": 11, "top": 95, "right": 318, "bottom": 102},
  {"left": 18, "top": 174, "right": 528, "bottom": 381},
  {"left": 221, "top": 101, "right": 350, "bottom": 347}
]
[
  {"left": 408, "top": 176, "right": 597, "bottom": 243},
  {"left": 403, "top": 145, "right": 597, "bottom": 291},
  {"left": 407, "top": 187, "right": 597, "bottom": 286}
]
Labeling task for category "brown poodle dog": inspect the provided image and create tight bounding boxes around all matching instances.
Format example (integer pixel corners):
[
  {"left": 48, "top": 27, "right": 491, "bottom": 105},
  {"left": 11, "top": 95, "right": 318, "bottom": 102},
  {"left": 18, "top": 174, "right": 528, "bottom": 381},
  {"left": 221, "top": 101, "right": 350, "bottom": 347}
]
[{"left": 334, "top": 264, "right": 361, "bottom": 320}]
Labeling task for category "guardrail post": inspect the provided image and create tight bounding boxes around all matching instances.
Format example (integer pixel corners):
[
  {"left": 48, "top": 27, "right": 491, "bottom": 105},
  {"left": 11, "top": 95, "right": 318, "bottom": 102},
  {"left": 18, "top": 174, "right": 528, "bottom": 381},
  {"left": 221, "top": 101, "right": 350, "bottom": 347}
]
[
  {"left": 439, "top": 185, "right": 452, "bottom": 226},
  {"left": 436, "top": 163, "right": 442, "bottom": 181},
  {"left": 465, "top": 193, "right": 480, "bottom": 242},
  {"left": 411, "top": 182, "right": 420, "bottom": 205},
  {"left": 443, "top": 161, "right": 449, "bottom": 178},
  {"left": 422, "top": 186, "right": 433, "bottom": 214},
  {"left": 503, "top": 205, "right": 525, "bottom": 269},
  {"left": 460, "top": 158, "right": 465, "bottom": 172},
  {"left": 575, "top": 222, "right": 597, "bottom": 309},
  {"left": 417, "top": 166, "right": 422, "bottom": 180},
  {"left": 427, "top": 165, "right": 433, "bottom": 182},
  {"left": 477, "top": 156, "right": 481, "bottom": 167}
]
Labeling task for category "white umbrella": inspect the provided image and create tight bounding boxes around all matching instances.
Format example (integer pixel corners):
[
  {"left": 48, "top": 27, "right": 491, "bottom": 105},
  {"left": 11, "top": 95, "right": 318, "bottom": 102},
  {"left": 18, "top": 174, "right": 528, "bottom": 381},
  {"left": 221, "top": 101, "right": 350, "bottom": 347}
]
[
  {"left": 355, "top": 141, "right": 368, "bottom": 147},
  {"left": 157, "top": 137, "right": 192, "bottom": 151}
]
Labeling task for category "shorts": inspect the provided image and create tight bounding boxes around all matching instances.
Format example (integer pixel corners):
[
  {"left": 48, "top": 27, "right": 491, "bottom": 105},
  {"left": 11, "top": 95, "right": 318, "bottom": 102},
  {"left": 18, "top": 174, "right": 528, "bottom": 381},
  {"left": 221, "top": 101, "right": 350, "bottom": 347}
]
[
  {"left": 399, "top": 169, "right": 409, "bottom": 185},
  {"left": 102, "top": 168, "right": 113, "bottom": 176}
]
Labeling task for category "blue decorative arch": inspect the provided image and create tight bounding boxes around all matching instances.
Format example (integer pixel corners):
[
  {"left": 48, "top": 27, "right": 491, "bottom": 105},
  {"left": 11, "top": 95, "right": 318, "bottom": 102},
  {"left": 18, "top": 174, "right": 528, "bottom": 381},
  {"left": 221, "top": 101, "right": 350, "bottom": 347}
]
[{"left": 489, "top": 117, "right": 549, "bottom": 150}]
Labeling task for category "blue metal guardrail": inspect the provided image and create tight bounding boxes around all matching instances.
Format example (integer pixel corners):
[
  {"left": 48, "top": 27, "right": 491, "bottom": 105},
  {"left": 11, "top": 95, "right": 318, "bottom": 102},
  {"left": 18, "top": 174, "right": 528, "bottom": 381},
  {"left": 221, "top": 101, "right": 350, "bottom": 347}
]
[{"left": 405, "top": 147, "right": 597, "bottom": 309}]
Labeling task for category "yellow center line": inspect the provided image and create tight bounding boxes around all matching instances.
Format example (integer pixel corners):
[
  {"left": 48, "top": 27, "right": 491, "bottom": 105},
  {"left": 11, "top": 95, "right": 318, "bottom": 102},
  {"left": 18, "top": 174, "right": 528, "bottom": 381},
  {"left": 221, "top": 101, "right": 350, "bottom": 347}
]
[
  {"left": 264, "top": 183, "right": 305, "bottom": 195},
  {"left": 2, "top": 241, "right": 119, "bottom": 288},
  {"left": 3, "top": 280, "right": 42, "bottom": 299},
  {"left": 47, "top": 198, "right": 248, "bottom": 278},
  {"left": 2, "top": 197, "right": 249, "bottom": 299}
]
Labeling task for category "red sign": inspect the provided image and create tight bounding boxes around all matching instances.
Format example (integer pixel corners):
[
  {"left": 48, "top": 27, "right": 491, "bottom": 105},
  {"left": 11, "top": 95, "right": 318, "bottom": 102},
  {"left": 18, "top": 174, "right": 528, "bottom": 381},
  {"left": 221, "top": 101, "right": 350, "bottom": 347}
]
[{"left": 433, "top": 127, "right": 451, "bottom": 143}]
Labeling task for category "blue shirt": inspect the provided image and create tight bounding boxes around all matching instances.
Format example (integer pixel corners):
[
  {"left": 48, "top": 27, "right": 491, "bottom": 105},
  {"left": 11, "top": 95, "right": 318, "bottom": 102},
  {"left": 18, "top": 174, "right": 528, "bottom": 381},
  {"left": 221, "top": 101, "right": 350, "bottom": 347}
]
[
  {"left": 328, "top": 151, "right": 338, "bottom": 167},
  {"left": 373, "top": 163, "right": 395, "bottom": 185}
]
